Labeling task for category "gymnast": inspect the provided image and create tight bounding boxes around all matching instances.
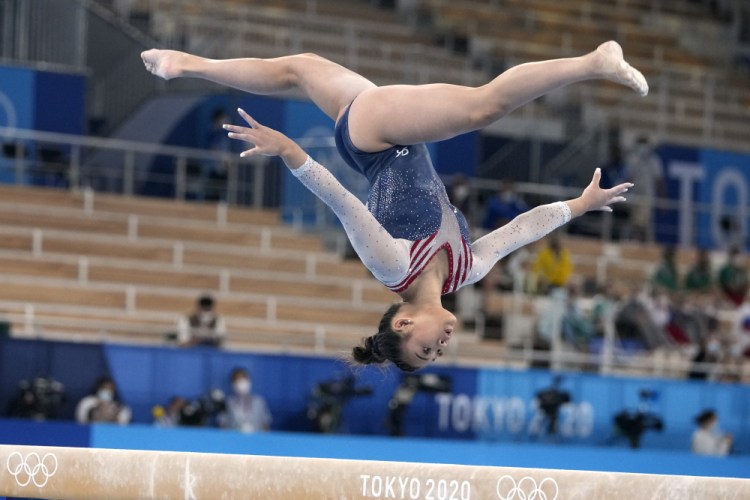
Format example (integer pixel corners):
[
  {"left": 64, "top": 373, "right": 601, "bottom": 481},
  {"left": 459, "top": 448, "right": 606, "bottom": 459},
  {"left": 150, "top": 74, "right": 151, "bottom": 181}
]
[{"left": 142, "top": 41, "right": 644, "bottom": 372}]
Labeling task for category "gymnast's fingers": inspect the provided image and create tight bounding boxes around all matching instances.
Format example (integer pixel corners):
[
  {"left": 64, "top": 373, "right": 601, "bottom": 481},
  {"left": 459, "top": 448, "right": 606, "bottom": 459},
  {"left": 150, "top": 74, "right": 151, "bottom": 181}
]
[
  {"left": 239, "top": 147, "right": 258, "bottom": 158},
  {"left": 591, "top": 168, "right": 602, "bottom": 187},
  {"left": 237, "top": 108, "right": 260, "bottom": 128},
  {"left": 610, "top": 181, "right": 634, "bottom": 195},
  {"left": 226, "top": 131, "right": 255, "bottom": 144},
  {"left": 223, "top": 124, "right": 249, "bottom": 134}
]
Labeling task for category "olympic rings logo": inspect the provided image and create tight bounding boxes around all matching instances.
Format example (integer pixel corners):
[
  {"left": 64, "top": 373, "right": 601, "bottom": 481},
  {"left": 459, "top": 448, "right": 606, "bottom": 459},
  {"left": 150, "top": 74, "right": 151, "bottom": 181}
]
[
  {"left": 496, "top": 475, "right": 559, "bottom": 500},
  {"left": 6, "top": 451, "right": 58, "bottom": 488}
]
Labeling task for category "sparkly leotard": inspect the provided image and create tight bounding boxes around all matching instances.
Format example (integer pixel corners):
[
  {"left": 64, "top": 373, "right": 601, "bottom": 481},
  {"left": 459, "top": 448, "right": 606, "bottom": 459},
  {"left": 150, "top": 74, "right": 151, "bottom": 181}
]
[{"left": 291, "top": 104, "right": 571, "bottom": 295}]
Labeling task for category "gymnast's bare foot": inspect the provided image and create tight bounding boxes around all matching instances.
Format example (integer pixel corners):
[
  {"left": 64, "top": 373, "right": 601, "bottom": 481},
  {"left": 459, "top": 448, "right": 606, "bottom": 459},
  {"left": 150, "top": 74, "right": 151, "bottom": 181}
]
[
  {"left": 141, "top": 49, "right": 191, "bottom": 80},
  {"left": 593, "top": 40, "right": 649, "bottom": 97}
]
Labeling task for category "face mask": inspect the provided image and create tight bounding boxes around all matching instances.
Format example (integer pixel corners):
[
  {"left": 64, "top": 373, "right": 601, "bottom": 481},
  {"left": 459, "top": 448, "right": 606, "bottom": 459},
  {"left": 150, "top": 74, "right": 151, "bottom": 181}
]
[
  {"left": 97, "top": 389, "right": 113, "bottom": 402},
  {"left": 234, "top": 379, "right": 251, "bottom": 395}
]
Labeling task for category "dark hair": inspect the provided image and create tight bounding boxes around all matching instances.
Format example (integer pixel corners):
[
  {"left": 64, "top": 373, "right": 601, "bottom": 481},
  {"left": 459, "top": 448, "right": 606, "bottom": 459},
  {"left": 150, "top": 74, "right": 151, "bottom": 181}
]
[
  {"left": 198, "top": 295, "right": 215, "bottom": 310},
  {"left": 91, "top": 375, "right": 121, "bottom": 402},
  {"left": 696, "top": 409, "right": 717, "bottom": 426},
  {"left": 352, "top": 303, "right": 418, "bottom": 372},
  {"left": 230, "top": 367, "right": 250, "bottom": 382}
]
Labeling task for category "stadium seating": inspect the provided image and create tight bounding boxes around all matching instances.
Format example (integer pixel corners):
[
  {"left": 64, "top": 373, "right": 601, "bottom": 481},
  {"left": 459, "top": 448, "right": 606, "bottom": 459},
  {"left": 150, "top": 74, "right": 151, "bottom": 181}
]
[
  {"left": 4, "top": 182, "right": 702, "bottom": 370},
  {"left": 2, "top": 183, "right": 561, "bottom": 366},
  {"left": 0, "top": 185, "right": 395, "bottom": 350},
  {"left": 135, "top": 0, "right": 748, "bottom": 153}
]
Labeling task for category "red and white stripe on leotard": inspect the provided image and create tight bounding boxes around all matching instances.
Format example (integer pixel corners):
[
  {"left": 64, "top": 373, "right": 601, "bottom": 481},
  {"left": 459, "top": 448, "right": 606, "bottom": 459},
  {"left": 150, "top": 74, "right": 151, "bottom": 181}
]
[{"left": 385, "top": 230, "right": 473, "bottom": 295}]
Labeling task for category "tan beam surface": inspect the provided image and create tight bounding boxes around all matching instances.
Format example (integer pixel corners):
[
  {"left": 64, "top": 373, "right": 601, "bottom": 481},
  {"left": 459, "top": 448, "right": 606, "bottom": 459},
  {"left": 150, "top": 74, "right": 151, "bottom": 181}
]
[{"left": 1, "top": 444, "right": 749, "bottom": 499}]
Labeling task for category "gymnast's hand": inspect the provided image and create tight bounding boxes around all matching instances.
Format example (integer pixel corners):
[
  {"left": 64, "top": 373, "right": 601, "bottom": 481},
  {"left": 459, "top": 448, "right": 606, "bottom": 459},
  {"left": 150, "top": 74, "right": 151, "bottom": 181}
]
[
  {"left": 223, "top": 108, "right": 308, "bottom": 169},
  {"left": 567, "top": 168, "right": 633, "bottom": 217}
]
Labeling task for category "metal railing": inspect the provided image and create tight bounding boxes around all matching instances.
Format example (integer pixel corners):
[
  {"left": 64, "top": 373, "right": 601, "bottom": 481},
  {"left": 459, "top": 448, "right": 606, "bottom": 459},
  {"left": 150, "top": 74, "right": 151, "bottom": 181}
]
[
  {"left": 0, "top": 125, "right": 735, "bottom": 246},
  {"left": 0, "top": 126, "right": 269, "bottom": 206}
]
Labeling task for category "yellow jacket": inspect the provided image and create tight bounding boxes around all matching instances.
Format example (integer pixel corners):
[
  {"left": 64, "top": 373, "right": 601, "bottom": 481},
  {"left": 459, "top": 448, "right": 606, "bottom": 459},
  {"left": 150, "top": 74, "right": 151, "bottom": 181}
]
[{"left": 532, "top": 247, "right": 573, "bottom": 287}]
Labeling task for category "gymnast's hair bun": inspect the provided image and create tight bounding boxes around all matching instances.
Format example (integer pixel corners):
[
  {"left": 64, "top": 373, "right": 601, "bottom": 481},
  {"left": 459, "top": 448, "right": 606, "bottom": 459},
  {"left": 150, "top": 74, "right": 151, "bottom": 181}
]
[{"left": 352, "top": 335, "right": 386, "bottom": 365}]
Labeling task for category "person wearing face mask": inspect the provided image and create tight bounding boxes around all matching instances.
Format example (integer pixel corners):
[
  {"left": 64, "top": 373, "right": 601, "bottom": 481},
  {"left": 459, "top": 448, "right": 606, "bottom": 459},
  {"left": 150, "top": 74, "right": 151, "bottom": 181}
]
[
  {"left": 177, "top": 294, "right": 227, "bottom": 347},
  {"left": 75, "top": 376, "right": 132, "bottom": 425},
  {"left": 482, "top": 181, "right": 529, "bottom": 232},
  {"left": 718, "top": 247, "right": 749, "bottom": 308},
  {"left": 692, "top": 409, "right": 733, "bottom": 456},
  {"left": 218, "top": 368, "right": 271, "bottom": 433}
]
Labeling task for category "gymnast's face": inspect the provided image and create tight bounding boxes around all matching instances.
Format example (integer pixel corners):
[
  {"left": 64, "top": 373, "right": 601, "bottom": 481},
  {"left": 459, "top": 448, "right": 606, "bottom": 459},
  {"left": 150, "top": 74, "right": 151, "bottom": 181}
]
[{"left": 393, "top": 304, "right": 456, "bottom": 369}]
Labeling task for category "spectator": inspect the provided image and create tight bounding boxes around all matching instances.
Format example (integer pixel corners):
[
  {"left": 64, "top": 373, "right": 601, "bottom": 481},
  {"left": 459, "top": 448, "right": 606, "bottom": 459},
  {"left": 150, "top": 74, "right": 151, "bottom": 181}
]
[
  {"left": 624, "top": 136, "right": 666, "bottom": 242},
  {"left": 601, "top": 142, "right": 627, "bottom": 189},
  {"left": 719, "top": 215, "right": 743, "bottom": 251},
  {"left": 684, "top": 249, "right": 714, "bottom": 293},
  {"left": 177, "top": 294, "right": 227, "bottom": 347},
  {"left": 75, "top": 376, "right": 131, "bottom": 425},
  {"left": 601, "top": 142, "right": 630, "bottom": 241},
  {"left": 205, "top": 109, "right": 232, "bottom": 201},
  {"left": 689, "top": 333, "right": 723, "bottom": 381},
  {"left": 614, "top": 287, "right": 670, "bottom": 350},
  {"left": 482, "top": 181, "right": 529, "bottom": 231},
  {"left": 692, "top": 409, "right": 732, "bottom": 456},
  {"left": 218, "top": 368, "right": 272, "bottom": 433},
  {"left": 651, "top": 246, "right": 679, "bottom": 292},
  {"left": 590, "top": 283, "right": 625, "bottom": 339},
  {"left": 561, "top": 282, "right": 596, "bottom": 351},
  {"left": 674, "top": 291, "right": 720, "bottom": 347},
  {"left": 531, "top": 233, "right": 573, "bottom": 294},
  {"left": 730, "top": 300, "right": 750, "bottom": 358},
  {"left": 718, "top": 247, "right": 749, "bottom": 307}
]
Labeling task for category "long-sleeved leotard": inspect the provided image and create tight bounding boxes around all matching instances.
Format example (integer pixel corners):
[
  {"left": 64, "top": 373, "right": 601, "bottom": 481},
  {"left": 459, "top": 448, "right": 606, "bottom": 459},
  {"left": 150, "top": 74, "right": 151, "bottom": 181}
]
[{"left": 291, "top": 156, "right": 571, "bottom": 294}]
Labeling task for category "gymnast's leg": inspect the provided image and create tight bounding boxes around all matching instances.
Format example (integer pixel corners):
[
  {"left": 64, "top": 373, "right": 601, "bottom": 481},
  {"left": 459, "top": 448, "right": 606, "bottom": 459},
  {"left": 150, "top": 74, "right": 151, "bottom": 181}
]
[
  {"left": 141, "top": 49, "right": 376, "bottom": 121},
  {"left": 347, "top": 41, "right": 647, "bottom": 151}
]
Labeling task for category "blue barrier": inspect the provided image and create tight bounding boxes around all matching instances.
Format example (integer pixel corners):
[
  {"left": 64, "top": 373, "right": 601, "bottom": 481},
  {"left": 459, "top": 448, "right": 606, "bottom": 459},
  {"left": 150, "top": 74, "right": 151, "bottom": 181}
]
[
  {"left": 2, "top": 339, "right": 749, "bottom": 453},
  {"left": 0, "top": 419, "right": 747, "bottom": 479}
]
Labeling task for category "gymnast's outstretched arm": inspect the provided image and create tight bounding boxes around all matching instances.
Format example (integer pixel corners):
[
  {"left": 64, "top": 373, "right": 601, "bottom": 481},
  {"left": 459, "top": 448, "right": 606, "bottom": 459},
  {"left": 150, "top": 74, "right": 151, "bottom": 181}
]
[
  {"left": 224, "top": 109, "right": 409, "bottom": 284},
  {"left": 467, "top": 169, "right": 633, "bottom": 285}
]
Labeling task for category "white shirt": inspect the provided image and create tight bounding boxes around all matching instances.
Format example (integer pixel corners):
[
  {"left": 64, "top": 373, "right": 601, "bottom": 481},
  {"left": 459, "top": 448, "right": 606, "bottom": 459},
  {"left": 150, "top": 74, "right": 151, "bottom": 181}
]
[{"left": 692, "top": 427, "right": 731, "bottom": 456}]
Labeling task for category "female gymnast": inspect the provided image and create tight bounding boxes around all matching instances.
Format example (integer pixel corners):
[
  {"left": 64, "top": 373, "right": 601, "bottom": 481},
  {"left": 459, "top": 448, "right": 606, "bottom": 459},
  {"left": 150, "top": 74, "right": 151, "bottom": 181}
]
[{"left": 142, "top": 41, "right": 644, "bottom": 371}]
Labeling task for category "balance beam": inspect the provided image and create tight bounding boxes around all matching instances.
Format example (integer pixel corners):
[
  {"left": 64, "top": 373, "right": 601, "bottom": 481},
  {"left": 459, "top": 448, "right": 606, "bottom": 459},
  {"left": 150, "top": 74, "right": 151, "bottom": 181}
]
[{"left": 1, "top": 444, "right": 749, "bottom": 499}]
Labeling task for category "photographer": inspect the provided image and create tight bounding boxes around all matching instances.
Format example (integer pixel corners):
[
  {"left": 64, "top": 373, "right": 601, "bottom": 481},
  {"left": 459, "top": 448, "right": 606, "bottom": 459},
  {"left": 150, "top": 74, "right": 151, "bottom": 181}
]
[
  {"left": 532, "top": 375, "right": 571, "bottom": 437},
  {"left": 75, "top": 376, "right": 131, "bottom": 425},
  {"left": 387, "top": 373, "right": 450, "bottom": 436},
  {"left": 7, "top": 376, "right": 66, "bottom": 421},
  {"left": 307, "top": 375, "right": 374, "bottom": 434},
  {"left": 612, "top": 389, "right": 664, "bottom": 448},
  {"left": 218, "top": 368, "right": 271, "bottom": 433},
  {"left": 692, "top": 409, "right": 733, "bottom": 457}
]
